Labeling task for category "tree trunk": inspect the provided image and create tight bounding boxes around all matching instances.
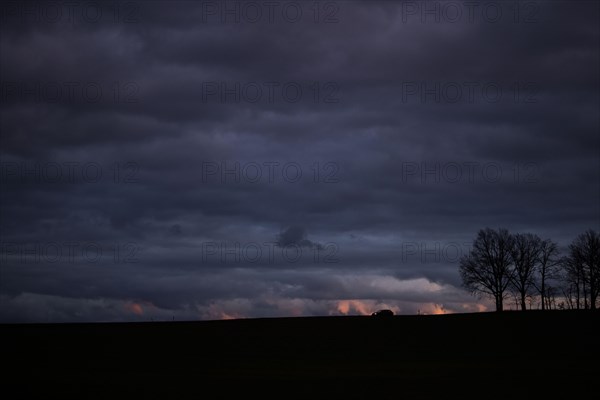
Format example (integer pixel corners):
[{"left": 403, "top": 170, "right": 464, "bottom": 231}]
[
  {"left": 520, "top": 293, "right": 527, "bottom": 311},
  {"left": 540, "top": 280, "right": 546, "bottom": 311},
  {"left": 495, "top": 296, "right": 503, "bottom": 312}
]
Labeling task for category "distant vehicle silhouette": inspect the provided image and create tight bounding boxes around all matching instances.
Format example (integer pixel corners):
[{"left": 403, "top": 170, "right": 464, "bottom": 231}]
[{"left": 371, "top": 309, "right": 394, "bottom": 317}]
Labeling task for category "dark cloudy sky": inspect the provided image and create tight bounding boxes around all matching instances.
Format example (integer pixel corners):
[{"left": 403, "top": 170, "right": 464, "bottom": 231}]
[{"left": 0, "top": 0, "right": 598, "bottom": 322}]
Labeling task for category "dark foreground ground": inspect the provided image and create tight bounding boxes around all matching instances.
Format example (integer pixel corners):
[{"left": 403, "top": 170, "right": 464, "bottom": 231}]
[{"left": 2, "top": 310, "right": 598, "bottom": 399}]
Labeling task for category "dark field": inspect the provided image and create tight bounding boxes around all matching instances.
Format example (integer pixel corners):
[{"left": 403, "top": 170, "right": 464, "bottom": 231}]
[{"left": 3, "top": 310, "right": 598, "bottom": 399}]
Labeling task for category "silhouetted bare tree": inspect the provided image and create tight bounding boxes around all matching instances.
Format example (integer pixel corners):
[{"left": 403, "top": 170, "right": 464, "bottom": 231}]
[
  {"left": 568, "top": 230, "right": 600, "bottom": 309},
  {"left": 509, "top": 233, "right": 541, "bottom": 310},
  {"left": 460, "top": 228, "right": 514, "bottom": 312},
  {"left": 532, "top": 239, "right": 560, "bottom": 310},
  {"left": 560, "top": 255, "right": 585, "bottom": 309}
]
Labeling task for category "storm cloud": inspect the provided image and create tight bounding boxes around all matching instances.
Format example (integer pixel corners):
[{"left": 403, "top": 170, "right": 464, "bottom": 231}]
[{"left": 0, "top": 0, "right": 598, "bottom": 321}]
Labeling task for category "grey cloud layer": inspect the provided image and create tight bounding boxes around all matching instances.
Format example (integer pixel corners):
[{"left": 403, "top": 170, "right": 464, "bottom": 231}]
[{"left": 0, "top": 1, "right": 598, "bottom": 321}]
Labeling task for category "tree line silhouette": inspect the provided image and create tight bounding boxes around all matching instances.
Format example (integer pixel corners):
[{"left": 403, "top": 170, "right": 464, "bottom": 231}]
[{"left": 459, "top": 228, "right": 599, "bottom": 311}]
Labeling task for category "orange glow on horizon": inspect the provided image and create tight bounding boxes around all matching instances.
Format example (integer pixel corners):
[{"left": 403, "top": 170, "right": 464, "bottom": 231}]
[
  {"left": 460, "top": 303, "right": 489, "bottom": 313},
  {"left": 336, "top": 300, "right": 372, "bottom": 315},
  {"left": 219, "top": 312, "right": 241, "bottom": 320},
  {"left": 124, "top": 302, "right": 144, "bottom": 315},
  {"left": 431, "top": 304, "right": 446, "bottom": 314}
]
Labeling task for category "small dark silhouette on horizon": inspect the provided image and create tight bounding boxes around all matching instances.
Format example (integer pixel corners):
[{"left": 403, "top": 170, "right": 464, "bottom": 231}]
[
  {"left": 459, "top": 228, "right": 600, "bottom": 312},
  {"left": 371, "top": 309, "right": 394, "bottom": 317}
]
